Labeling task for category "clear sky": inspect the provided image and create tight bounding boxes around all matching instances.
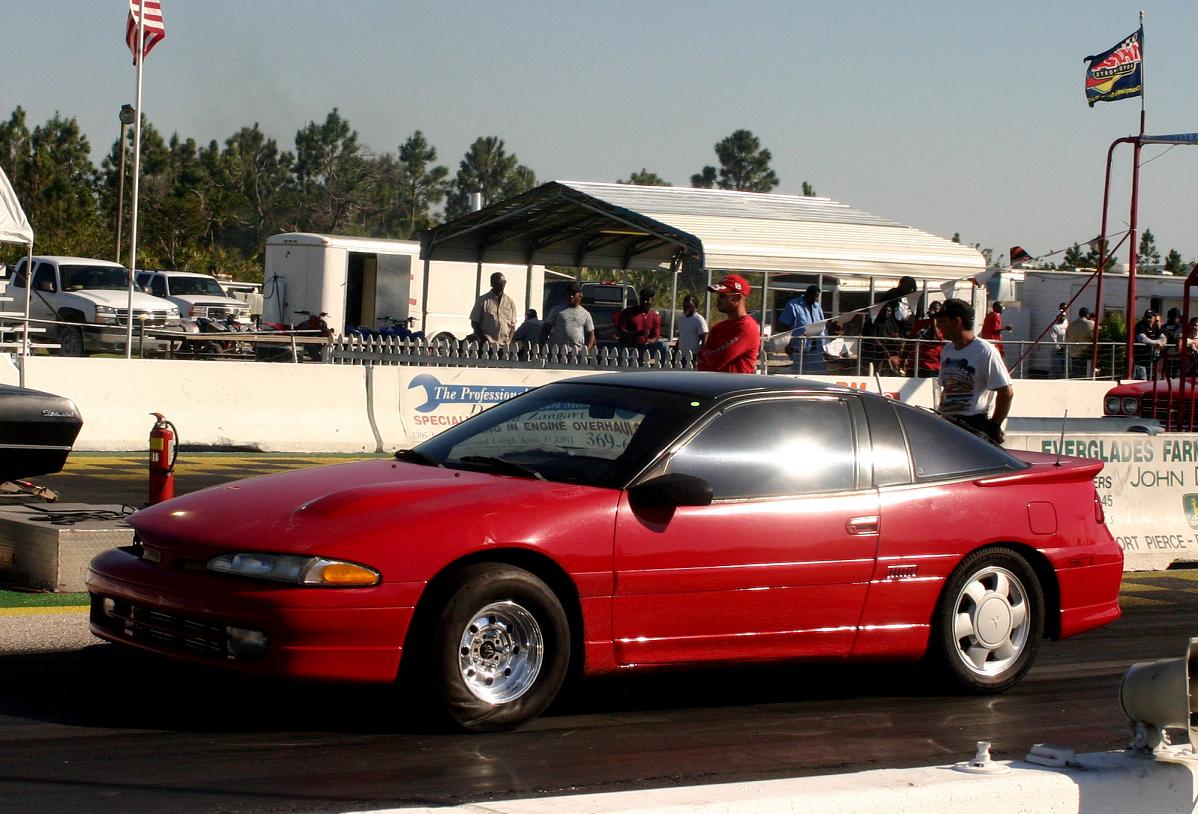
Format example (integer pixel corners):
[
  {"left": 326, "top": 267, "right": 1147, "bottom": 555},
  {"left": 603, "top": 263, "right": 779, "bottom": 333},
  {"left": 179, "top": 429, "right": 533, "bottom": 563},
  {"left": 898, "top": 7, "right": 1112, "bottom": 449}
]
[{"left": 8, "top": 1, "right": 1198, "bottom": 264}]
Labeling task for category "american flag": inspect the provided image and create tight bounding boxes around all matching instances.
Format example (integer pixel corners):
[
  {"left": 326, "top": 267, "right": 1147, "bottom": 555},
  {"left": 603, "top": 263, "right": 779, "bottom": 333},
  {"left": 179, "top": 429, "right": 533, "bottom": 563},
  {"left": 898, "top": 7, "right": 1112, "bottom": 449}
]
[{"left": 126, "top": 0, "right": 166, "bottom": 64}]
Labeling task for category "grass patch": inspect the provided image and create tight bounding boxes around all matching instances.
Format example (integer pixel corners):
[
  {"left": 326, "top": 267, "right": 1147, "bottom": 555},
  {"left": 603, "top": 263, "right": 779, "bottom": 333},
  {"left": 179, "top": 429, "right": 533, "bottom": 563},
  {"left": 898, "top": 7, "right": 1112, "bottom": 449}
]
[{"left": 0, "top": 589, "right": 89, "bottom": 608}]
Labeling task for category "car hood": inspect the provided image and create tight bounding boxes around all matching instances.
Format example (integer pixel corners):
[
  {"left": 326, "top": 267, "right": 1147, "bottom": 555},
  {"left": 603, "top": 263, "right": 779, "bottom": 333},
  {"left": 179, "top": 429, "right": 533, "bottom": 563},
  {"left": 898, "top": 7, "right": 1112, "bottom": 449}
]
[
  {"left": 170, "top": 295, "right": 247, "bottom": 309},
  {"left": 77, "top": 289, "right": 175, "bottom": 310},
  {"left": 1105, "top": 379, "right": 1185, "bottom": 397},
  {"left": 130, "top": 459, "right": 615, "bottom": 565}
]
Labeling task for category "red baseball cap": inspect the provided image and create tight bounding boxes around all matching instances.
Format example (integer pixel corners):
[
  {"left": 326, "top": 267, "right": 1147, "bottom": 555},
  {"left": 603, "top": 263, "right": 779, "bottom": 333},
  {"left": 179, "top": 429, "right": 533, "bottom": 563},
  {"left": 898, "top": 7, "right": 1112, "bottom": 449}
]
[{"left": 708, "top": 274, "right": 751, "bottom": 297}]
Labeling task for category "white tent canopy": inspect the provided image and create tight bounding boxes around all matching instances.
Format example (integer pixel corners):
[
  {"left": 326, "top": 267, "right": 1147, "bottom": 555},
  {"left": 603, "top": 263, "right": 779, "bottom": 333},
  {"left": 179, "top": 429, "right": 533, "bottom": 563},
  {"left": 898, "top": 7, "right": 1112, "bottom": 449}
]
[
  {"left": 0, "top": 165, "right": 32, "bottom": 245},
  {"left": 0, "top": 163, "right": 35, "bottom": 370}
]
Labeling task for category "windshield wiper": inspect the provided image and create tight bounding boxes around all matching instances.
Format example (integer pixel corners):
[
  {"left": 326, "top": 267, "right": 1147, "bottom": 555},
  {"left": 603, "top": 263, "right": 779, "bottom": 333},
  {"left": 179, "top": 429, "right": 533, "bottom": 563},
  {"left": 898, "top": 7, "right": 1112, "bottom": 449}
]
[
  {"left": 457, "top": 455, "right": 545, "bottom": 480},
  {"left": 394, "top": 448, "right": 442, "bottom": 467}
]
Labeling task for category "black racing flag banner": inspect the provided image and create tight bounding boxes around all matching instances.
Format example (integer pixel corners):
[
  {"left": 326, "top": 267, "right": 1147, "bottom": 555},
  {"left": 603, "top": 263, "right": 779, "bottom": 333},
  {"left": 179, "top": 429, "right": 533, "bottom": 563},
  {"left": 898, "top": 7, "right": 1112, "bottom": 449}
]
[{"left": 1084, "top": 27, "right": 1143, "bottom": 107}]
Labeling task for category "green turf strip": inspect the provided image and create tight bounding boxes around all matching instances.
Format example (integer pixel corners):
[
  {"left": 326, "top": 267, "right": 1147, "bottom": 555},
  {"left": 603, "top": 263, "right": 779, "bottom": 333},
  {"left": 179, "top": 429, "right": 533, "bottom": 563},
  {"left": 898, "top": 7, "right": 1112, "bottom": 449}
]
[{"left": 0, "top": 590, "right": 89, "bottom": 608}]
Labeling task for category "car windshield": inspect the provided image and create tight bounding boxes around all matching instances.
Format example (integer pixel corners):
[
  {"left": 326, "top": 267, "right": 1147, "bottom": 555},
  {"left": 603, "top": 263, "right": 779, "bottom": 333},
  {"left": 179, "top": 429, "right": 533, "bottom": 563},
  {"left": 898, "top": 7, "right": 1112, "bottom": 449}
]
[
  {"left": 168, "top": 276, "right": 227, "bottom": 296},
  {"left": 60, "top": 265, "right": 130, "bottom": 291},
  {"left": 414, "top": 382, "right": 710, "bottom": 488}
]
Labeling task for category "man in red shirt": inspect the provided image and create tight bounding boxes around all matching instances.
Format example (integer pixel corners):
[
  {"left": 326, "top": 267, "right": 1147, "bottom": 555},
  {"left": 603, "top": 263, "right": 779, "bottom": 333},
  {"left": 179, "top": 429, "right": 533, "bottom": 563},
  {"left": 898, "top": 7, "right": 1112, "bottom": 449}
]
[
  {"left": 614, "top": 287, "right": 664, "bottom": 361},
  {"left": 980, "top": 301, "right": 1012, "bottom": 357},
  {"left": 697, "top": 275, "right": 761, "bottom": 374}
]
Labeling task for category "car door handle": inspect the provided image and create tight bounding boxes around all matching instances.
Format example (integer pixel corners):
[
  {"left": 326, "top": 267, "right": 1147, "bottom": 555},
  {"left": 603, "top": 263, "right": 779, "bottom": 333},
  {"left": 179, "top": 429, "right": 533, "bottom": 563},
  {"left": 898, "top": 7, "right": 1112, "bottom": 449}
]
[{"left": 846, "top": 516, "right": 879, "bottom": 535}]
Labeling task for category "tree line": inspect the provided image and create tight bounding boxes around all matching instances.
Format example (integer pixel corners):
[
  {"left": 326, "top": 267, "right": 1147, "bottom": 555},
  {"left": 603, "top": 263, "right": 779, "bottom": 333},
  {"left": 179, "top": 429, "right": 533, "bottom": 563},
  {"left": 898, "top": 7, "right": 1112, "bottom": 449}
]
[{"left": 0, "top": 107, "right": 797, "bottom": 281}]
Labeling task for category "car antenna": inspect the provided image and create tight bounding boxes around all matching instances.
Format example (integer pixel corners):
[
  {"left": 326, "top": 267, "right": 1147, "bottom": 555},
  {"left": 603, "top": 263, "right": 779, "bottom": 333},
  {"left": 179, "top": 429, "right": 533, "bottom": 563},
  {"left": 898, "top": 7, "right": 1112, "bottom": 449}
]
[
  {"left": 1054, "top": 409, "right": 1069, "bottom": 467},
  {"left": 874, "top": 370, "right": 885, "bottom": 396}
]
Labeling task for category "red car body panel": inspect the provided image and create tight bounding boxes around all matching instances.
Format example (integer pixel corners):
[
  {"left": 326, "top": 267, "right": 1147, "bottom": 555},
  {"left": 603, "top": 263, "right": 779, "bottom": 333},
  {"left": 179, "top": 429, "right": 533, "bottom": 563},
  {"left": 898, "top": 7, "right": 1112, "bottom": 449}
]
[
  {"left": 87, "top": 394, "right": 1122, "bottom": 689},
  {"left": 612, "top": 490, "right": 880, "bottom": 665}
]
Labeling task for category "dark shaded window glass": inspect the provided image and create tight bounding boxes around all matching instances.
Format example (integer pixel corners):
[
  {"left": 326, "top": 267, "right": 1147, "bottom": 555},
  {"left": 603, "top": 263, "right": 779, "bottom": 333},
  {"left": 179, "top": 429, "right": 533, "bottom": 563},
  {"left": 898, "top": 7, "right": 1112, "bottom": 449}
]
[
  {"left": 667, "top": 398, "right": 856, "bottom": 499},
  {"left": 860, "top": 395, "right": 912, "bottom": 487},
  {"left": 895, "top": 402, "right": 1024, "bottom": 480}
]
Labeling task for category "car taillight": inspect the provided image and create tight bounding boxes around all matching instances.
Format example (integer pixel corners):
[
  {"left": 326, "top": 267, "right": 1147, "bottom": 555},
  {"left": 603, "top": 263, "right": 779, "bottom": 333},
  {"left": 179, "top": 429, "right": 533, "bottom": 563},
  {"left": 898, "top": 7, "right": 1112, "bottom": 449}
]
[
  {"left": 188, "top": 306, "right": 196, "bottom": 317},
  {"left": 1094, "top": 491, "right": 1105, "bottom": 524}
]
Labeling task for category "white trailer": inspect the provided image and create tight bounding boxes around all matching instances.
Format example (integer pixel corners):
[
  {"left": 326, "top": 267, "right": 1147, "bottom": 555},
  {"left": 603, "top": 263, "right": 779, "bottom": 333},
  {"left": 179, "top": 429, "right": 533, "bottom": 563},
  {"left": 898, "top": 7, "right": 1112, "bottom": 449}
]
[
  {"left": 989, "top": 266, "right": 1194, "bottom": 372},
  {"left": 263, "top": 232, "right": 546, "bottom": 342}
]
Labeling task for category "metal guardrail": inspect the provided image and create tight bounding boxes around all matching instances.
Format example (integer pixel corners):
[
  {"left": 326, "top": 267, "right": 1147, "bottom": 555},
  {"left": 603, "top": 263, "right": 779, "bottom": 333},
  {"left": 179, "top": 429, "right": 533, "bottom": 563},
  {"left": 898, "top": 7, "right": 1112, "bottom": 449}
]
[
  {"left": 778, "top": 336, "right": 1128, "bottom": 380},
  {"left": 328, "top": 336, "right": 696, "bottom": 370}
]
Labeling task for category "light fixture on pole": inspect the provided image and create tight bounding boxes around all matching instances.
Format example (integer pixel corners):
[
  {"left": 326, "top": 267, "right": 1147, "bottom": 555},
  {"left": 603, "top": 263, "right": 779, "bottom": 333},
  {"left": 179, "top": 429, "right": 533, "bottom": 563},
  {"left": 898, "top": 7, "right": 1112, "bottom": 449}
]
[{"left": 115, "top": 104, "right": 135, "bottom": 263}]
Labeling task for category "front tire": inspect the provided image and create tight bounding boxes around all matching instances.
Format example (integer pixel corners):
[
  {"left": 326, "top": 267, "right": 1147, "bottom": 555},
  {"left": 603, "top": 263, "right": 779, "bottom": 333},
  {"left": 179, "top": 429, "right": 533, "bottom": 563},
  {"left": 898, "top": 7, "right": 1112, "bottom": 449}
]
[
  {"left": 424, "top": 564, "right": 569, "bottom": 732},
  {"left": 56, "top": 325, "right": 85, "bottom": 357},
  {"left": 933, "top": 547, "right": 1044, "bottom": 693}
]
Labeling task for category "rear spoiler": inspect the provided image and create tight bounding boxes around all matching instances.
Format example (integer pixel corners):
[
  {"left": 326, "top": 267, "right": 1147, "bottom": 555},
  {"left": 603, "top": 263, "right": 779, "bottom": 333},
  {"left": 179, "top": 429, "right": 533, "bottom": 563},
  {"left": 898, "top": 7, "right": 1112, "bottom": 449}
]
[{"left": 973, "top": 456, "right": 1103, "bottom": 487}]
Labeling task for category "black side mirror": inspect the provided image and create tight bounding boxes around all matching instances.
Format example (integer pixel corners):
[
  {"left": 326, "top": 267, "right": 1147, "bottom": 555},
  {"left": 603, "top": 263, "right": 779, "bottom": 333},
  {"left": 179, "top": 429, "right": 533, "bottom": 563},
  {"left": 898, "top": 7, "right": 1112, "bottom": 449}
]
[{"left": 628, "top": 473, "right": 713, "bottom": 509}]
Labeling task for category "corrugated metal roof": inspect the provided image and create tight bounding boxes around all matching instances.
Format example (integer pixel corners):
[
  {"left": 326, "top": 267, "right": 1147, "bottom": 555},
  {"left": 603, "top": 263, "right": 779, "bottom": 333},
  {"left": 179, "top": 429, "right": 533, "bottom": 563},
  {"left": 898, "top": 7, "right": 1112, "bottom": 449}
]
[
  {"left": 422, "top": 181, "right": 983, "bottom": 282},
  {"left": 561, "top": 180, "right": 900, "bottom": 227}
]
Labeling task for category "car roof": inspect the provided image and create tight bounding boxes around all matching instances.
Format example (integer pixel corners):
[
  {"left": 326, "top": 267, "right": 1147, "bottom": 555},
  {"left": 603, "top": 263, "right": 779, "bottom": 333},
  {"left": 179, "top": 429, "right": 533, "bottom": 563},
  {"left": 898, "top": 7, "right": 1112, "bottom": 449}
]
[
  {"left": 30, "top": 256, "right": 126, "bottom": 267},
  {"left": 566, "top": 371, "right": 859, "bottom": 400},
  {"left": 137, "top": 270, "right": 213, "bottom": 278}
]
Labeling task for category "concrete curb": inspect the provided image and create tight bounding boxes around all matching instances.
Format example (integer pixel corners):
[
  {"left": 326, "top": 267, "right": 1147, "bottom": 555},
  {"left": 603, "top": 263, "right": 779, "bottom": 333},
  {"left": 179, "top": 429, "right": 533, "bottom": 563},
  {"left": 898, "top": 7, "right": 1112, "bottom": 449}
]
[{"left": 349, "top": 751, "right": 1198, "bottom": 814}]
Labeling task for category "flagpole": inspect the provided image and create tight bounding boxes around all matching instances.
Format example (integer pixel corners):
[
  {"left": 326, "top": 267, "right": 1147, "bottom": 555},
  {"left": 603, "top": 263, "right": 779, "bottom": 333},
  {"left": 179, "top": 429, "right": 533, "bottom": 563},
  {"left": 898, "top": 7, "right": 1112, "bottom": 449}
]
[
  {"left": 1121, "top": 11, "right": 1146, "bottom": 377},
  {"left": 125, "top": 0, "right": 146, "bottom": 359}
]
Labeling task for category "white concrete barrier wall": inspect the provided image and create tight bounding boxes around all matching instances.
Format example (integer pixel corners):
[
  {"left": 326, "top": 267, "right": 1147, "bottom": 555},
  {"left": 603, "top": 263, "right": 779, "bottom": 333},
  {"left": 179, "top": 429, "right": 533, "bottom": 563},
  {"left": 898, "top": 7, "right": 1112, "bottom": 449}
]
[
  {"left": 2, "top": 357, "right": 1117, "bottom": 453},
  {"left": 4, "top": 356, "right": 1190, "bottom": 568}
]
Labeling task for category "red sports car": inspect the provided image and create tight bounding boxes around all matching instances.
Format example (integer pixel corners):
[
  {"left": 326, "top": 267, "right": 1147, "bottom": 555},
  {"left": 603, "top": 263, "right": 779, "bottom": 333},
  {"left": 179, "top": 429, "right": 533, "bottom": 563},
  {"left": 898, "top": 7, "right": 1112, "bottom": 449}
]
[{"left": 87, "top": 372, "right": 1122, "bottom": 731}]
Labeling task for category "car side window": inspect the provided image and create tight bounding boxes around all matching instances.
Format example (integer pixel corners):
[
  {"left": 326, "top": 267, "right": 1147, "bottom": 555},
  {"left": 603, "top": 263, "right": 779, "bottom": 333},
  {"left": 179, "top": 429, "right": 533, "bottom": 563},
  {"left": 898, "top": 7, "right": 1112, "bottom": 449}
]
[
  {"left": 11, "top": 261, "right": 25, "bottom": 287},
  {"left": 893, "top": 402, "right": 1024, "bottom": 480},
  {"left": 665, "top": 397, "right": 856, "bottom": 499},
  {"left": 32, "top": 264, "right": 56, "bottom": 293},
  {"left": 151, "top": 277, "right": 167, "bottom": 297}
]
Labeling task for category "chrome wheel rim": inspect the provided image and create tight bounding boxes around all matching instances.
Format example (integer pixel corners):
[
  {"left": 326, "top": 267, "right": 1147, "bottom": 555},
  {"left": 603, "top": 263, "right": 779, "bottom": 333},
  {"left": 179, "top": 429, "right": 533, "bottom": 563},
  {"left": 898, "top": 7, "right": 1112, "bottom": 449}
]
[
  {"left": 951, "top": 566, "right": 1030, "bottom": 677},
  {"left": 457, "top": 600, "right": 544, "bottom": 704}
]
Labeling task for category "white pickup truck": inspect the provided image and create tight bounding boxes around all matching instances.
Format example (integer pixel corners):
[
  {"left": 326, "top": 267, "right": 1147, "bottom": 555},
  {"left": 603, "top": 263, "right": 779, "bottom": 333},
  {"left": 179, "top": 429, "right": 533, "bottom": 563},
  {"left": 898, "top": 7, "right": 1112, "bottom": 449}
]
[
  {"left": 136, "top": 270, "right": 251, "bottom": 325},
  {"left": 13, "top": 256, "right": 181, "bottom": 356}
]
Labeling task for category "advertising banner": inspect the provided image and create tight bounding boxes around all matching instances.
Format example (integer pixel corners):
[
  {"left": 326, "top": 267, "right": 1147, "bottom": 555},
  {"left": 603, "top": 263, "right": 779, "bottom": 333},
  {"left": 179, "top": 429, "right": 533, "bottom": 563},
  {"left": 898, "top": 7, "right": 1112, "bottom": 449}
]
[{"left": 1008, "top": 432, "right": 1198, "bottom": 571}]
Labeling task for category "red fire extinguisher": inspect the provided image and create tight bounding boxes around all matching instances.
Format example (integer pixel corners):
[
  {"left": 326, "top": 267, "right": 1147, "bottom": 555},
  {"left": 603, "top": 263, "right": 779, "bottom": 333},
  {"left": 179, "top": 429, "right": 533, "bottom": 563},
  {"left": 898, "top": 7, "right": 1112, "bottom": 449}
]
[{"left": 148, "top": 412, "right": 178, "bottom": 505}]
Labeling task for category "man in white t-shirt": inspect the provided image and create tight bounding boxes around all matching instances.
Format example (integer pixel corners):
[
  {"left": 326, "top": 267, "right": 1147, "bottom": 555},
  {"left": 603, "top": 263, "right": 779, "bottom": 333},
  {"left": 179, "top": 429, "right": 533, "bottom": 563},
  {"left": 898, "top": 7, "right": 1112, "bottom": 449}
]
[
  {"left": 675, "top": 294, "right": 709, "bottom": 361},
  {"left": 934, "top": 298, "right": 1014, "bottom": 444}
]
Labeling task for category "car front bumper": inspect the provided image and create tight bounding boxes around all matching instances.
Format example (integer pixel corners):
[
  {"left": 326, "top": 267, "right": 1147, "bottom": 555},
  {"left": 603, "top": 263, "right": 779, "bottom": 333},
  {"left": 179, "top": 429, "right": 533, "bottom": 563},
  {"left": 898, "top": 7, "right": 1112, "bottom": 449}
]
[{"left": 86, "top": 547, "right": 422, "bottom": 683}]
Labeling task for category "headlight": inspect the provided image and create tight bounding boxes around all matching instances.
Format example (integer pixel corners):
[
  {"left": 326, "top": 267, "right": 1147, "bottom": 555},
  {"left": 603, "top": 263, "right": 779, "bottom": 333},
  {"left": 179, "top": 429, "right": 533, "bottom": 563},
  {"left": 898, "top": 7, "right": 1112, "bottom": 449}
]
[
  {"left": 167, "top": 307, "right": 181, "bottom": 318},
  {"left": 95, "top": 305, "right": 118, "bottom": 325},
  {"left": 206, "top": 553, "right": 380, "bottom": 586},
  {"left": 1105, "top": 396, "right": 1122, "bottom": 415},
  {"left": 1122, "top": 396, "right": 1139, "bottom": 416}
]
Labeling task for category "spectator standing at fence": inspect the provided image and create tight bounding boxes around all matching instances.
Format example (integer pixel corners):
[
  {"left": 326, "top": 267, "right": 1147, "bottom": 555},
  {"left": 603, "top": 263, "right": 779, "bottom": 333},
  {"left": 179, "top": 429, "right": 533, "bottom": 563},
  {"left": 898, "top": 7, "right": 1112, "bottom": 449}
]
[
  {"left": 1163, "top": 308, "right": 1185, "bottom": 377},
  {"left": 697, "top": 275, "right": 760, "bottom": 374},
  {"left": 614, "top": 287, "right": 663, "bottom": 359},
  {"left": 541, "top": 283, "right": 595, "bottom": 354},
  {"left": 877, "top": 275, "right": 919, "bottom": 332},
  {"left": 863, "top": 302, "right": 906, "bottom": 375},
  {"left": 1133, "top": 310, "right": 1167, "bottom": 379},
  {"left": 1184, "top": 318, "right": 1198, "bottom": 376},
  {"left": 675, "top": 294, "right": 708, "bottom": 361},
  {"left": 512, "top": 309, "right": 543, "bottom": 344},
  {"left": 1048, "top": 309, "right": 1068, "bottom": 378},
  {"left": 470, "top": 272, "right": 517, "bottom": 346},
  {"left": 934, "top": 298, "right": 1014, "bottom": 444},
  {"left": 906, "top": 300, "right": 943, "bottom": 378},
  {"left": 1065, "top": 307, "right": 1095, "bottom": 376},
  {"left": 980, "top": 301, "right": 1013, "bottom": 358},
  {"left": 777, "top": 284, "right": 827, "bottom": 373}
]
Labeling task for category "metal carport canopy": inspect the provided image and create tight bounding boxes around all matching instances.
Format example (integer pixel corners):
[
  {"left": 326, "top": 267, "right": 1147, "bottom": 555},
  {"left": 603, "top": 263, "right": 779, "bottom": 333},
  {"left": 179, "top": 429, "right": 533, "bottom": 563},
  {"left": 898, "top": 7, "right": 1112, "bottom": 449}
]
[{"left": 420, "top": 180, "right": 985, "bottom": 282}]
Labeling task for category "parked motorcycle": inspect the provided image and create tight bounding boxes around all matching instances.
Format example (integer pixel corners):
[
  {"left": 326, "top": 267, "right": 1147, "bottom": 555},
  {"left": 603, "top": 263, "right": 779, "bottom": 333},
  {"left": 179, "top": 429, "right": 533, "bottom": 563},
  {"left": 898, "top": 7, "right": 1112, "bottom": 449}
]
[
  {"left": 255, "top": 310, "right": 331, "bottom": 362},
  {"left": 345, "top": 315, "right": 424, "bottom": 341}
]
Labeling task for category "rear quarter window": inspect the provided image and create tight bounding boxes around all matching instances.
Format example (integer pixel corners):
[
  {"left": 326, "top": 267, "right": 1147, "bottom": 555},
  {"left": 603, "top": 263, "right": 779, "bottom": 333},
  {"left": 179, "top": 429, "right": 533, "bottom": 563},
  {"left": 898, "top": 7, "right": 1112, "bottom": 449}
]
[{"left": 892, "top": 402, "right": 1025, "bottom": 481}]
